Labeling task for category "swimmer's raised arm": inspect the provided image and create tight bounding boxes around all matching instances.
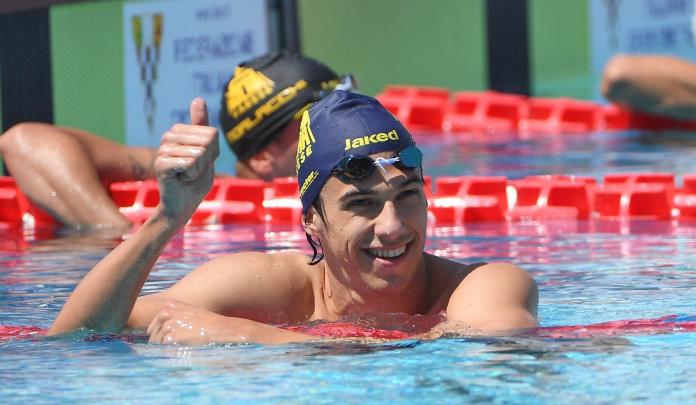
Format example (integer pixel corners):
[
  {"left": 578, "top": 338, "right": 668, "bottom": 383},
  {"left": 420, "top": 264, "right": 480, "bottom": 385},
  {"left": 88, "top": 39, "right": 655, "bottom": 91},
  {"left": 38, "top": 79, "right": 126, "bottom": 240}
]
[
  {"left": 0, "top": 123, "right": 156, "bottom": 229},
  {"left": 48, "top": 98, "right": 218, "bottom": 336}
]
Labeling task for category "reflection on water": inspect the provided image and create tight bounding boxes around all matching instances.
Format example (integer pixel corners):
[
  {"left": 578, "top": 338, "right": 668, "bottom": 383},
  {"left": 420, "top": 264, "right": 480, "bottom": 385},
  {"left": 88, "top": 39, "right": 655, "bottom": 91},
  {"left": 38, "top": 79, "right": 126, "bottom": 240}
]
[
  {"left": 418, "top": 129, "right": 696, "bottom": 181},
  {"left": 2, "top": 220, "right": 696, "bottom": 402}
]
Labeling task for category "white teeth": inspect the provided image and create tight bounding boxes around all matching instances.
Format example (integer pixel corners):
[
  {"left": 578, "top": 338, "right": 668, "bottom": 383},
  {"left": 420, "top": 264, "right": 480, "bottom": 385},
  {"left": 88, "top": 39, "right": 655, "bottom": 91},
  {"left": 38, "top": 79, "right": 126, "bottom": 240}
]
[{"left": 368, "top": 245, "right": 407, "bottom": 258}]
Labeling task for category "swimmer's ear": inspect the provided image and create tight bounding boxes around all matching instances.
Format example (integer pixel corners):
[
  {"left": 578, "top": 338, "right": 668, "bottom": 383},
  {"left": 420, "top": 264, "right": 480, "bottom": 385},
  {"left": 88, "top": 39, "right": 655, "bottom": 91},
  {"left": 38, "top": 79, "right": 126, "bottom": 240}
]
[
  {"left": 302, "top": 208, "right": 320, "bottom": 236},
  {"left": 245, "top": 149, "right": 274, "bottom": 180}
]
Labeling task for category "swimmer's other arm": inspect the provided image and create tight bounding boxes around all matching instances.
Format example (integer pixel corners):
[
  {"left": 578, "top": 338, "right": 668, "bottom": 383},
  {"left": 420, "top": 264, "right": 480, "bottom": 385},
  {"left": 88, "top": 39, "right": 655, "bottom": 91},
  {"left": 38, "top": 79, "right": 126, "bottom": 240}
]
[
  {"left": 442, "top": 263, "right": 538, "bottom": 333},
  {"left": 0, "top": 123, "right": 155, "bottom": 228}
]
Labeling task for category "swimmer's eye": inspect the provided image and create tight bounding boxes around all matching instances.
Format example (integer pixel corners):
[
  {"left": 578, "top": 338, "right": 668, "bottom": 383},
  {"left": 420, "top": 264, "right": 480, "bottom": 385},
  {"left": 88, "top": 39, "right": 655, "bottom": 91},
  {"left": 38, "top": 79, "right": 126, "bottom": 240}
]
[
  {"left": 346, "top": 198, "right": 373, "bottom": 208},
  {"left": 398, "top": 189, "right": 420, "bottom": 200}
]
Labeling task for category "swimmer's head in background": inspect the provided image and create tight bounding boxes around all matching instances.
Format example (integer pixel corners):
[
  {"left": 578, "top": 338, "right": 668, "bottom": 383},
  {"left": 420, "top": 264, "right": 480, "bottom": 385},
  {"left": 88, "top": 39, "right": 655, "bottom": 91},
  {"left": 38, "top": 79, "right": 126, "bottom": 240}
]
[
  {"left": 220, "top": 51, "right": 354, "bottom": 161},
  {"left": 296, "top": 90, "right": 419, "bottom": 213}
]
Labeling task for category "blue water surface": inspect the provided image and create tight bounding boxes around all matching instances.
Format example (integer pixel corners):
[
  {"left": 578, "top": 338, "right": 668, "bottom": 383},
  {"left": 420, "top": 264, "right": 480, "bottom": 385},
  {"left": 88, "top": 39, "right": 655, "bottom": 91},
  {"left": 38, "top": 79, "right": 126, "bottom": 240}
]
[{"left": 2, "top": 130, "right": 696, "bottom": 403}]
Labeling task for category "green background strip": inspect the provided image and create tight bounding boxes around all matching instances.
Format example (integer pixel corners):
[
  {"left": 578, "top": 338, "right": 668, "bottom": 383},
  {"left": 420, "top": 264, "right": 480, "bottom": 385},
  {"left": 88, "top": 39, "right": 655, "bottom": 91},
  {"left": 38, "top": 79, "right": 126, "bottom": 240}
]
[
  {"left": 297, "top": 0, "right": 488, "bottom": 96},
  {"left": 529, "top": 0, "right": 592, "bottom": 99},
  {"left": 50, "top": 0, "right": 125, "bottom": 142},
  {"left": 4, "top": 0, "right": 598, "bottom": 166}
]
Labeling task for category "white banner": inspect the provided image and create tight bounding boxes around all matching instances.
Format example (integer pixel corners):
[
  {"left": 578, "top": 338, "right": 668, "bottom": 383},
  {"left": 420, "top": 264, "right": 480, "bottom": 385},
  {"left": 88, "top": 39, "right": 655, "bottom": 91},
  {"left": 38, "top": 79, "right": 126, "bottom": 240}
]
[{"left": 123, "top": 0, "right": 270, "bottom": 173}]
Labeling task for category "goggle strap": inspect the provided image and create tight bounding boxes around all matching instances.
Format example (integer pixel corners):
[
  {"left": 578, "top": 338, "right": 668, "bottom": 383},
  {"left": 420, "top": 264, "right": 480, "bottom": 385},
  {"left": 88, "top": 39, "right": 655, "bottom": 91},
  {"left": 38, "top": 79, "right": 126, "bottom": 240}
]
[{"left": 373, "top": 156, "right": 400, "bottom": 175}]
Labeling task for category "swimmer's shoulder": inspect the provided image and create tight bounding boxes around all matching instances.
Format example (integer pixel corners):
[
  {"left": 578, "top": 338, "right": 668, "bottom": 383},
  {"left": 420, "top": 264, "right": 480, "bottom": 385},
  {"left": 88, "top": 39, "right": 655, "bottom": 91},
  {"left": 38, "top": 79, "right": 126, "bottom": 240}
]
[
  {"left": 423, "top": 253, "right": 486, "bottom": 314},
  {"left": 185, "top": 251, "right": 317, "bottom": 321},
  {"left": 424, "top": 253, "right": 485, "bottom": 281},
  {"left": 195, "top": 251, "right": 317, "bottom": 295},
  {"left": 206, "top": 250, "right": 314, "bottom": 280}
]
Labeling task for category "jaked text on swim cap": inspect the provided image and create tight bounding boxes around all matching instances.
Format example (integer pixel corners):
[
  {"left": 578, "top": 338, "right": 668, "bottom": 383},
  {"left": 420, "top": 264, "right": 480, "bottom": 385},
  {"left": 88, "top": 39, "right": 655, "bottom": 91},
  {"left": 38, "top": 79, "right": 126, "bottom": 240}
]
[{"left": 344, "top": 130, "right": 399, "bottom": 151}]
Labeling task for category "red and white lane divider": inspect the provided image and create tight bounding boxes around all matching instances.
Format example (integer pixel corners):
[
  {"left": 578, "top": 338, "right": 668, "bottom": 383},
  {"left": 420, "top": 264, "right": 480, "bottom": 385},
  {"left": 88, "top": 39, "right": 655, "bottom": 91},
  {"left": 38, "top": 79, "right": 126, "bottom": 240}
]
[
  {"left": 4, "top": 172, "right": 696, "bottom": 227},
  {"left": 3, "top": 314, "right": 695, "bottom": 341},
  {"left": 375, "top": 85, "right": 696, "bottom": 134}
]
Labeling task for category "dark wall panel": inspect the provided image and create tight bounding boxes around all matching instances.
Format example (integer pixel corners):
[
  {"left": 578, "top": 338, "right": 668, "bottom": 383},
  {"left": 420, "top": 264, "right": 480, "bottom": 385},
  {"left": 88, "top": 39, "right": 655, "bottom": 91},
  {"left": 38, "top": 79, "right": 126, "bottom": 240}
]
[
  {"left": 0, "top": 9, "right": 53, "bottom": 129},
  {"left": 486, "top": 0, "right": 530, "bottom": 95}
]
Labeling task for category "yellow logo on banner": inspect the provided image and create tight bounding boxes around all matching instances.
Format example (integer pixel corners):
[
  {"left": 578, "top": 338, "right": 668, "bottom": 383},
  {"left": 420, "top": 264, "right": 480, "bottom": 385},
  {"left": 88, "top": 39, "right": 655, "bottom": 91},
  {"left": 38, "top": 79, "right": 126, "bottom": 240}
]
[
  {"left": 225, "top": 66, "right": 275, "bottom": 119},
  {"left": 226, "top": 79, "right": 308, "bottom": 144},
  {"left": 295, "top": 110, "right": 316, "bottom": 172}
]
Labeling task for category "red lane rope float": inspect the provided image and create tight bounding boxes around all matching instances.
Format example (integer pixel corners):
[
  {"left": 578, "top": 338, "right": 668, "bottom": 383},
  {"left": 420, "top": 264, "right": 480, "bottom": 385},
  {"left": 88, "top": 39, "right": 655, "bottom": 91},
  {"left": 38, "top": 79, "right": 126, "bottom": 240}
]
[
  {"left": 0, "top": 177, "right": 55, "bottom": 227},
  {"left": 285, "top": 323, "right": 412, "bottom": 340},
  {"left": 3, "top": 315, "right": 696, "bottom": 341},
  {"left": 6, "top": 172, "right": 696, "bottom": 226},
  {"left": 535, "top": 315, "right": 696, "bottom": 339},
  {"left": 109, "top": 178, "right": 267, "bottom": 226},
  {"left": 288, "top": 315, "right": 696, "bottom": 340},
  {"left": 0, "top": 325, "right": 45, "bottom": 340},
  {"left": 375, "top": 85, "right": 696, "bottom": 134}
]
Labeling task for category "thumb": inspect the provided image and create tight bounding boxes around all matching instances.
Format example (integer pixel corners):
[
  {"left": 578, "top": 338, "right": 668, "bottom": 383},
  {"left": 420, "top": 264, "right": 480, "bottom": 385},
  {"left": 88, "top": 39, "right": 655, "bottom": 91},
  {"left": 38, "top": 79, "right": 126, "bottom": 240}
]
[{"left": 190, "top": 97, "right": 209, "bottom": 126}]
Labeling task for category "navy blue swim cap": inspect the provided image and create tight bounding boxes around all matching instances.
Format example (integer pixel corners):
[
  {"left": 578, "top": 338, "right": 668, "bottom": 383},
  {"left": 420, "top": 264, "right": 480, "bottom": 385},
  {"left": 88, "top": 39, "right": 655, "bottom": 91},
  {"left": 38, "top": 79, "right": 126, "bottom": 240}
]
[{"left": 296, "top": 90, "right": 416, "bottom": 212}]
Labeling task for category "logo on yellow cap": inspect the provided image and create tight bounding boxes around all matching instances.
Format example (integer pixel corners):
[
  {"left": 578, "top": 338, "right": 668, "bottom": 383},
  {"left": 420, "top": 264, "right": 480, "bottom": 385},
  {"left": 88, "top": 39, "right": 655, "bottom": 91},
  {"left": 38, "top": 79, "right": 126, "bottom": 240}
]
[
  {"left": 226, "top": 79, "right": 309, "bottom": 145},
  {"left": 225, "top": 66, "right": 275, "bottom": 120}
]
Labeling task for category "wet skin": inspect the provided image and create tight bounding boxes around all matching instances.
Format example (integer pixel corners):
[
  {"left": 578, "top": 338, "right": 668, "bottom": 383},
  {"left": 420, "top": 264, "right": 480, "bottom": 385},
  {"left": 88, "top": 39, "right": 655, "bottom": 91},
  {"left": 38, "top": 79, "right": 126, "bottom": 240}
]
[
  {"left": 48, "top": 101, "right": 538, "bottom": 345},
  {"left": 306, "top": 153, "right": 431, "bottom": 315}
]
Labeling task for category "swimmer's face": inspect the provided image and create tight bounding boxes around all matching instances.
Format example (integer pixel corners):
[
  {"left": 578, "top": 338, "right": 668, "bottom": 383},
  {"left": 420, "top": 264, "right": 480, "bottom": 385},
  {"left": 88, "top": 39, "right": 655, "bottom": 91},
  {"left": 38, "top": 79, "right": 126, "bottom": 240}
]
[
  {"left": 263, "top": 120, "right": 302, "bottom": 179},
  {"left": 310, "top": 151, "right": 428, "bottom": 294}
]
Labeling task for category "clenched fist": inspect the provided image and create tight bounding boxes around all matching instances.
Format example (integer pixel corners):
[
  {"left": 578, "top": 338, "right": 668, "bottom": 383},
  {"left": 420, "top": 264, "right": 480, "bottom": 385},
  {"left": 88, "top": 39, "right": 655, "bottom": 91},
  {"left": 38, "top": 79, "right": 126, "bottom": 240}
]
[{"left": 154, "top": 97, "right": 219, "bottom": 224}]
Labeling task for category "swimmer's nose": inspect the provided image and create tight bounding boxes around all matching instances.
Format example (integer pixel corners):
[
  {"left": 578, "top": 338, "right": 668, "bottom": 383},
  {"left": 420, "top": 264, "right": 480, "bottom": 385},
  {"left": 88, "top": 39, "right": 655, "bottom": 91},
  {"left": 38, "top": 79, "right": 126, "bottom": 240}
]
[{"left": 374, "top": 201, "right": 405, "bottom": 241}]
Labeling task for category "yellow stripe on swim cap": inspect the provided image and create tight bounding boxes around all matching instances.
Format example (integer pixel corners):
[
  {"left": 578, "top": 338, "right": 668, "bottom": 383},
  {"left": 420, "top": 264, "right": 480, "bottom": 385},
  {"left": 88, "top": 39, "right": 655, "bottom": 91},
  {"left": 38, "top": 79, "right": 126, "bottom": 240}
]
[
  {"left": 296, "top": 110, "right": 316, "bottom": 174},
  {"left": 292, "top": 103, "right": 311, "bottom": 121},
  {"left": 300, "top": 170, "right": 319, "bottom": 197}
]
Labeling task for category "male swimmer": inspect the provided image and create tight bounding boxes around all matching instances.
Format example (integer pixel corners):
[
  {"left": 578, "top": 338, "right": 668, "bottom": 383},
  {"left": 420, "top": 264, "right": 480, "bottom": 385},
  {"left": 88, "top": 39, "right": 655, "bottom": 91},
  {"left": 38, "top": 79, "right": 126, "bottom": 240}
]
[
  {"left": 0, "top": 52, "right": 348, "bottom": 229},
  {"left": 48, "top": 91, "right": 538, "bottom": 345}
]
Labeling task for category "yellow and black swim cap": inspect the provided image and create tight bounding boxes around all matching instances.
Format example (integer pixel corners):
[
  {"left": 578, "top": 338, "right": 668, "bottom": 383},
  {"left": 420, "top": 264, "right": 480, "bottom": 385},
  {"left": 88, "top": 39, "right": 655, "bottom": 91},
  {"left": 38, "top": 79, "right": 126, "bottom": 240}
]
[{"left": 220, "top": 52, "right": 341, "bottom": 161}]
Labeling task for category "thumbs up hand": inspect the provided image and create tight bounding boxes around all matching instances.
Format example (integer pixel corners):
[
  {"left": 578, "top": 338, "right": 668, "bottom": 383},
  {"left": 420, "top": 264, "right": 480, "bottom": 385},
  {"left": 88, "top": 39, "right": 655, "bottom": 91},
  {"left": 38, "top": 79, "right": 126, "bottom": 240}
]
[{"left": 154, "top": 97, "right": 219, "bottom": 225}]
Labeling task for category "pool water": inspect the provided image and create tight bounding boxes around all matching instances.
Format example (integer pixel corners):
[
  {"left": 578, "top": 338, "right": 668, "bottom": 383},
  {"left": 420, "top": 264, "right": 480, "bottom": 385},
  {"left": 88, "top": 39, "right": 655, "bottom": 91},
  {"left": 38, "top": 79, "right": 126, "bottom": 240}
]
[
  {"left": 420, "top": 129, "right": 696, "bottom": 180},
  {"left": 2, "top": 130, "right": 696, "bottom": 403}
]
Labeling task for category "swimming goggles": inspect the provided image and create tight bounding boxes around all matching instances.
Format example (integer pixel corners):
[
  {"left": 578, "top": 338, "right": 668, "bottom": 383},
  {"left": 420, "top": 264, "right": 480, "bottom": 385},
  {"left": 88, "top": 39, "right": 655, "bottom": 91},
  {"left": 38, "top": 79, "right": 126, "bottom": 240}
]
[{"left": 331, "top": 145, "right": 423, "bottom": 180}]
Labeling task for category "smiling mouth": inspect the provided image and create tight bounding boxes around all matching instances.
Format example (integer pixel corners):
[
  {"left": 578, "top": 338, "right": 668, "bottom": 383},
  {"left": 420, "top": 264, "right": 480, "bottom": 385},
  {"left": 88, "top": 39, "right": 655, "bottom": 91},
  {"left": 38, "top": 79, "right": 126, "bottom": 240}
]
[{"left": 365, "top": 243, "right": 410, "bottom": 260}]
